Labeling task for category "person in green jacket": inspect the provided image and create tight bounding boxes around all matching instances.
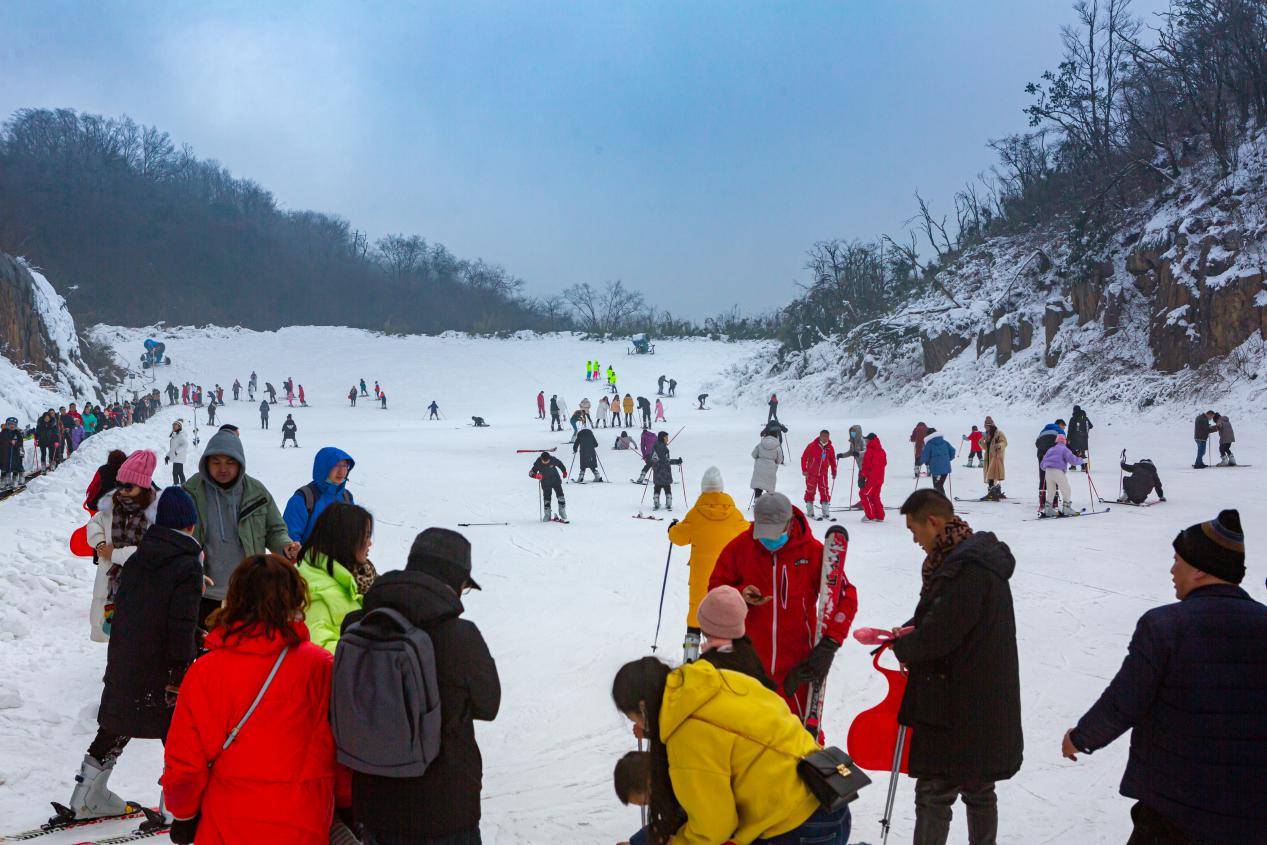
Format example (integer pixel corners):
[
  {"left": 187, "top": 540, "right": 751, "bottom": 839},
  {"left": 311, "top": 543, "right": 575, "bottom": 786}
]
[
  {"left": 184, "top": 430, "right": 297, "bottom": 627},
  {"left": 296, "top": 502, "right": 378, "bottom": 653},
  {"left": 82, "top": 409, "right": 98, "bottom": 435}
]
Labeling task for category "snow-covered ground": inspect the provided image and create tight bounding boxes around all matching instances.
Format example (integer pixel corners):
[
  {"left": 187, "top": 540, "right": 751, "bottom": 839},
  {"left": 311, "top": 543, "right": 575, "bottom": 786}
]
[{"left": 1, "top": 327, "right": 1262, "bottom": 844}]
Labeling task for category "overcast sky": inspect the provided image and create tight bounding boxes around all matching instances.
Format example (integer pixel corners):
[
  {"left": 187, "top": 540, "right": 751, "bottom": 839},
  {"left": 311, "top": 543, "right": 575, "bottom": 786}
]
[{"left": 0, "top": 0, "right": 1173, "bottom": 318}]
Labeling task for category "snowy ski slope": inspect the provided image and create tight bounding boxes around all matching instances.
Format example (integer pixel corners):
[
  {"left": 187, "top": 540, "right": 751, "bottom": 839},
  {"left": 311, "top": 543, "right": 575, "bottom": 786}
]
[{"left": 0, "top": 327, "right": 1262, "bottom": 844}]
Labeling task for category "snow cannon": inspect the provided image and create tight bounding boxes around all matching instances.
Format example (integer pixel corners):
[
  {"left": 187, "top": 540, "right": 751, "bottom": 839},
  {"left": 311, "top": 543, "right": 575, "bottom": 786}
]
[
  {"left": 141, "top": 338, "right": 170, "bottom": 368},
  {"left": 627, "top": 333, "right": 655, "bottom": 355}
]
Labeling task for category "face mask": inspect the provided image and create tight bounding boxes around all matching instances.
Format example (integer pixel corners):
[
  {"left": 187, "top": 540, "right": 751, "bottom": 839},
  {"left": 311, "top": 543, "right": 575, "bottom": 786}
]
[{"left": 760, "top": 533, "right": 789, "bottom": 552}]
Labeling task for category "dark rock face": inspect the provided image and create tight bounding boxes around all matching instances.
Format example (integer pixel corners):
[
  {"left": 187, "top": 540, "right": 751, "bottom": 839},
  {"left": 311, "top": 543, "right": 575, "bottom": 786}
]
[
  {"left": 0, "top": 252, "right": 58, "bottom": 380},
  {"left": 921, "top": 331, "right": 970, "bottom": 374}
]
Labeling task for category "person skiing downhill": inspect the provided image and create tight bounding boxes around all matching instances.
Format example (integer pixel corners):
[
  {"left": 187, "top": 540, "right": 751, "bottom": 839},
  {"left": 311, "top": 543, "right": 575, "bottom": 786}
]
[
  {"left": 910, "top": 421, "right": 929, "bottom": 478},
  {"left": 750, "top": 428, "right": 784, "bottom": 499},
  {"left": 859, "top": 433, "right": 887, "bottom": 522},
  {"left": 669, "top": 467, "right": 750, "bottom": 660},
  {"left": 281, "top": 414, "right": 298, "bottom": 447},
  {"left": 530, "top": 451, "right": 569, "bottom": 522},
  {"left": 572, "top": 427, "right": 602, "bottom": 482},
  {"left": 709, "top": 491, "right": 857, "bottom": 718},
  {"left": 1040, "top": 434, "right": 1084, "bottom": 517},
  {"left": 259, "top": 400, "right": 270, "bottom": 430},
  {"left": 428, "top": 401, "right": 440, "bottom": 420},
  {"left": 982, "top": 416, "right": 1008, "bottom": 500},
  {"left": 921, "top": 428, "right": 956, "bottom": 496},
  {"left": 800, "top": 430, "right": 837, "bottom": 521},
  {"left": 1067, "top": 405, "right": 1093, "bottom": 467},
  {"left": 964, "top": 425, "right": 984, "bottom": 467},
  {"left": 650, "top": 430, "right": 682, "bottom": 511}
]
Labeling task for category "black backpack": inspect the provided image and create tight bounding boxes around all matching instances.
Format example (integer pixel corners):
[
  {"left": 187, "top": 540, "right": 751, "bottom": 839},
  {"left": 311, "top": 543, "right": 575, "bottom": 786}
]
[{"left": 295, "top": 482, "right": 351, "bottom": 535}]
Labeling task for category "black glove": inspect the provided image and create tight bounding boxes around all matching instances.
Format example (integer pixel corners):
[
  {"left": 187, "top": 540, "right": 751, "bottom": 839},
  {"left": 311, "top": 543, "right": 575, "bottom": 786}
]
[
  {"left": 169, "top": 817, "right": 199, "bottom": 844},
  {"left": 783, "top": 637, "right": 840, "bottom": 695},
  {"left": 858, "top": 476, "right": 867, "bottom": 489},
  {"left": 671, "top": 458, "right": 683, "bottom": 466}
]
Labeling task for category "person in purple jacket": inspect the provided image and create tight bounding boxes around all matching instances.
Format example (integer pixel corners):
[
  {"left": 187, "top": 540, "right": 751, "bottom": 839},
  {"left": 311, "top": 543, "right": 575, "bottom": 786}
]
[
  {"left": 634, "top": 428, "right": 658, "bottom": 484},
  {"left": 1040, "top": 434, "right": 1084, "bottom": 517}
]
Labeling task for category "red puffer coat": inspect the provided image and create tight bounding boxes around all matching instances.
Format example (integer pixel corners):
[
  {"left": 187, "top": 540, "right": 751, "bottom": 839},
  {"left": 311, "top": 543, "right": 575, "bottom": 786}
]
[
  {"left": 709, "top": 507, "right": 856, "bottom": 715},
  {"left": 861, "top": 436, "right": 887, "bottom": 487},
  {"left": 800, "top": 438, "right": 838, "bottom": 481},
  {"left": 163, "top": 621, "right": 344, "bottom": 844}
]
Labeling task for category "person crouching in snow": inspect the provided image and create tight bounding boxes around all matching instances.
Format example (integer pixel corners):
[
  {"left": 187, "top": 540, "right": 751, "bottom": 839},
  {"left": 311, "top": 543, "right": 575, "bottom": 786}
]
[
  {"left": 668, "top": 467, "right": 749, "bottom": 660},
  {"left": 800, "top": 429, "right": 837, "bottom": 521},
  {"left": 530, "top": 451, "right": 568, "bottom": 522},
  {"left": 859, "top": 433, "right": 887, "bottom": 522},
  {"left": 1039, "top": 434, "right": 1084, "bottom": 517}
]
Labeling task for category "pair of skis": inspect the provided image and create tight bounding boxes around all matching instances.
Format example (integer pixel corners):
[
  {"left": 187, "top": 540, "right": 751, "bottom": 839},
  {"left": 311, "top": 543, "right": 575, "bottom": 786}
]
[{"left": 1, "top": 806, "right": 166, "bottom": 843}]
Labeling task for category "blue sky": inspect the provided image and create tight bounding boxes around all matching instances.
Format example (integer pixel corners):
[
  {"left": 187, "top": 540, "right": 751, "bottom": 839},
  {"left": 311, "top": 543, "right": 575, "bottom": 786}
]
[{"left": 0, "top": 0, "right": 1172, "bottom": 317}]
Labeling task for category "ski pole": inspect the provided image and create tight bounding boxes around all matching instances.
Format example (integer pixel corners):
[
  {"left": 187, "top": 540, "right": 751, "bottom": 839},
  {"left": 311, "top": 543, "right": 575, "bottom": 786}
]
[
  {"left": 638, "top": 467, "right": 652, "bottom": 513},
  {"left": 1118, "top": 449, "right": 1126, "bottom": 502},
  {"left": 880, "top": 724, "right": 908, "bottom": 845},
  {"left": 568, "top": 451, "right": 577, "bottom": 479},
  {"left": 667, "top": 425, "right": 685, "bottom": 444},
  {"left": 596, "top": 453, "right": 609, "bottom": 481},
  {"left": 678, "top": 462, "right": 690, "bottom": 509},
  {"left": 651, "top": 533, "right": 675, "bottom": 652},
  {"left": 849, "top": 457, "right": 857, "bottom": 509}
]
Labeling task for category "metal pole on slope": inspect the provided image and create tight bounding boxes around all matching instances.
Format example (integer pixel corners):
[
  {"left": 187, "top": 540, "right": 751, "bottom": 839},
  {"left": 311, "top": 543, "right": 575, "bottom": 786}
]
[
  {"left": 879, "top": 725, "right": 909, "bottom": 845},
  {"left": 678, "top": 461, "right": 690, "bottom": 510},
  {"left": 650, "top": 532, "right": 676, "bottom": 653}
]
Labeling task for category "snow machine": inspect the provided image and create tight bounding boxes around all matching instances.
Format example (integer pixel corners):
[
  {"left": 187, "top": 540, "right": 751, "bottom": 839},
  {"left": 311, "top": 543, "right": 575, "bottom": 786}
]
[
  {"left": 140, "top": 338, "right": 171, "bottom": 368},
  {"left": 627, "top": 333, "right": 655, "bottom": 355}
]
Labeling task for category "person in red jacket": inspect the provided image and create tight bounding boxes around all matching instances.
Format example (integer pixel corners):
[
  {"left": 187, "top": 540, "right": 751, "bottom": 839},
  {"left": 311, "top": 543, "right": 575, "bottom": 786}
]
[
  {"left": 859, "top": 433, "right": 887, "bottom": 522},
  {"left": 163, "top": 554, "right": 347, "bottom": 844},
  {"left": 965, "top": 425, "right": 984, "bottom": 468},
  {"left": 910, "top": 421, "right": 928, "bottom": 478},
  {"left": 536, "top": 390, "right": 546, "bottom": 420},
  {"left": 708, "top": 492, "right": 857, "bottom": 722},
  {"left": 800, "top": 430, "right": 838, "bottom": 522}
]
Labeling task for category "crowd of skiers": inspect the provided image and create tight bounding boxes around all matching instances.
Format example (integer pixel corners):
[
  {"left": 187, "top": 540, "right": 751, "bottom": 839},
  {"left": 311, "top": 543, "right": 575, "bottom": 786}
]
[
  {"left": 1, "top": 392, "right": 164, "bottom": 493},
  {"left": 58, "top": 426, "right": 500, "bottom": 845}
]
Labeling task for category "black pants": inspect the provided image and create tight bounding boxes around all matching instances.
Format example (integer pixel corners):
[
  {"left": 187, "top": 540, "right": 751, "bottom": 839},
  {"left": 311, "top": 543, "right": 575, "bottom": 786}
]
[
  {"left": 932, "top": 474, "right": 947, "bottom": 494},
  {"left": 283, "top": 434, "right": 297, "bottom": 446},
  {"left": 625, "top": 413, "right": 633, "bottom": 426},
  {"left": 540, "top": 480, "right": 564, "bottom": 507},
  {"left": 261, "top": 417, "right": 269, "bottom": 429},
  {"left": 430, "top": 411, "right": 439, "bottom": 419},
  {"left": 172, "top": 463, "right": 186, "bottom": 485},
  {"left": 913, "top": 778, "right": 996, "bottom": 845},
  {"left": 640, "top": 410, "right": 650, "bottom": 428},
  {"left": 87, "top": 728, "right": 132, "bottom": 765},
  {"left": 1218, "top": 443, "right": 1232, "bottom": 458},
  {"left": 550, "top": 412, "right": 560, "bottom": 431},
  {"left": 654, "top": 483, "right": 671, "bottom": 496},
  {"left": 1127, "top": 803, "right": 1193, "bottom": 845}
]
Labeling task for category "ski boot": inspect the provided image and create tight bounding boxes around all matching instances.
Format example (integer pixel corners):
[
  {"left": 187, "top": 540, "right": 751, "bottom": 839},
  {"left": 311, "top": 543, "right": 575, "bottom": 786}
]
[
  {"left": 683, "top": 629, "right": 702, "bottom": 662},
  {"left": 652, "top": 493, "right": 661, "bottom": 511},
  {"left": 49, "top": 755, "right": 132, "bottom": 827},
  {"left": 557, "top": 503, "right": 569, "bottom": 522},
  {"left": 542, "top": 503, "right": 552, "bottom": 523},
  {"left": 1228, "top": 453, "right": 1237, "bottom": 466},
  {"left": 1217, "top": 455, "right": 1229, "bottom": 467},
  {"left": 665, "top": 493, "right": 673, "bottom": 511},
  {"left": 1040, "top": 505, "right": 1057, "bottom": 518},
  {"left": 1060, "top": 503, "right": 1078, "bottom": 517},
  {"left": 819, "top": 501, "right": 832, "bottom": 521}
]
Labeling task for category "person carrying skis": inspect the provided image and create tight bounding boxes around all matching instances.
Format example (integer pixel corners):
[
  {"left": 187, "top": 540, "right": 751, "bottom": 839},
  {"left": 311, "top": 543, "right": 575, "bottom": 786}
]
[
  {"left": 920, "top": 427, "right": 956, "bottom": 496},
  {"left": 910, "top": 421, "right": 929, "bottom": 478},
  {"left": 709, "top": 491, "right": 856, "bottom": 717},
  {"left": 800, "top": 430, "right": 837, "bottom": 521},
  {"left": 428, "top": 401, "right": 441, "bottom": 420},
  {"left": 1067, "top": 405, "right": 1093, "bottom": 467},
  {"left": 259, "top": 399, "right": 270, "bottom": 429},
  {"left": 964, "top": 425, "right": 984, "bottom": 467},
  {"left": 637, "top": 396, "right": 652, "bottom": 429},
  {"left": 614, "top": 430, "right": 635, "bottom": 450},
  {"left": 1215, "top": 412, "right": 1236, "bottom": 466},
  {"left": 348, "top": 386, "right": 358, "bottom": 406},
  {"left": 283, "top": 446, "right": 355, "bottom": 543},
  {"left": 982, "top": 416, "right": 1008, "bottom": 500},
  {"left": 167, "top": 420, "right": 189, "bottom": 485},
  {"left": 657, "top": 374, "right": 666, "bottom": 395},
  {"left": 669, "top": 467, "right": 749, "bottom": 659},
  {"left": 634, "top": 428, "right": 658, "bottom": 484},
  {"left": 653, "top": 398, "right": 666, "bottom": 423},
  {"left": 530, "top": 451, "right": 568, "bottom": 522},
  {"left": 1040, "top": 434, "right": 1084, "bottom": 517},
  {"left": 49, "top": 487, "right": 203, "bottom": 830},
  {"left": 1119, "top": 455, "right": 1165, "bottom": 505},
  {"left": 649, "top": 430, "right": 682, "bottom": 511},
  {"left": 571, "top": 427, "right": 600, "bottom": 482},
  {"left": 1192, "top": 409, "right": 1218, "bottom": 468},
  {"left": 859, "top": 433, "right": 887, "bottom": 522},
  {"left": 888, "top": 489, "right": 1022, "bottom": 845},
  {"left": 749, "top": 427, "right": 783, "bottom": 499},
  {"left": 536, "top": 390, "right": 546, "bottom": 420},
  {"left": 281, "top": 413, "right": 299, "bottom": 447},
  {"left": 1062, "top": 509, "right": 1267, "bottom": 845},
  {"left": 232, "top": 379, "right": 241, "bottom": 401}
]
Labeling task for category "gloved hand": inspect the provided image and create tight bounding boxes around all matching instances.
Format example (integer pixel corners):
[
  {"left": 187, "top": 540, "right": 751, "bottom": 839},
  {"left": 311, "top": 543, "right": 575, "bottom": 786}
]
[
  {"left": 169, "top": 817, "right": 199, "bottom": 844},
  {"left": 858, "top": 476, "right": 867, "bottom": 489},
  {"left": 667, "top": 518, "right": 679, "bottom": 533},
  {"left": 783, "top": 637, "right": 840, "bottom": 695},
  {"left": 671, "top": 458, "right": 682, "bottom": 466},
  {"left": 165, "top": 456, "right": 170, "bottom": 465}
]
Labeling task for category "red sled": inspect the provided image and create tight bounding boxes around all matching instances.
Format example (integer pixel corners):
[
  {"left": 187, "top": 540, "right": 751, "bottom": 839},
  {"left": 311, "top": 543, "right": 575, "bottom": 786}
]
[
  {"left": 70, "top": 524, "right": 94, "bottom": 558},
  {"left": 846, "top": 644, "right": 913, "bottom": 774}
]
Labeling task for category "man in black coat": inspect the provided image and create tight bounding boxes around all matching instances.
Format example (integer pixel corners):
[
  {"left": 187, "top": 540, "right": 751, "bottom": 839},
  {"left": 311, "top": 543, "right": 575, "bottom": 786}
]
[
  {"left": 530, "top": 451, "right": 568, "bottom": 521},
  {"left": 1063, "top": 510, "right": 1267, "bottom": 845},
  {"left": 52, "top": 488, "right": 203, "bottom": 825},
  {"left": 572, "top": 427, "right": 602, "bottom": 482},
  {"left": 1119, "top": 457, "right": 1165, "bottom": 505},
  {"left": 1192, "top": 409, "right": 1217, "bottom": 468},
  {"left": 344, "top": 528, "right": 500, "bottom": 845},
  {"left": 891, "top": 490, "right": 1022, "bottom": 845}
]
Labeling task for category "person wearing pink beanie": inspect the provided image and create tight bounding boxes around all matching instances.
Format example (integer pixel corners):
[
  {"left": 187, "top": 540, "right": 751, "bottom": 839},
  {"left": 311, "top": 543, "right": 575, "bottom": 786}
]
[
  {"left": 115, "top": 450, "right": 158, "bottom": 489},
  {"left": 695, "top": 586, "right": 776, "bottom": 692},
  {"left": 85, "top": 451, "right": 161, "bottom": 644}
]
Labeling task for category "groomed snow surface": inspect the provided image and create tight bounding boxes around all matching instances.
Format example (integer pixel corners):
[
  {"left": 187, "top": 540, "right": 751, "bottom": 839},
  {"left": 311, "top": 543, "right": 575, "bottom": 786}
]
[{"left": 1, "top": 327, "right": 1262, "bottom": 844}]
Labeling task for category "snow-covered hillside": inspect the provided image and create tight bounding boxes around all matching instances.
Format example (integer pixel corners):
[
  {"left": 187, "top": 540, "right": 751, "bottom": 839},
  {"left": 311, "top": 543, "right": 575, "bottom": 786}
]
[
  {"left": 731, "top": 131, "right": 1267, "bottom": 417},
  {"left": 1, "top": 326, "right": 1262, "bottom": 843}
]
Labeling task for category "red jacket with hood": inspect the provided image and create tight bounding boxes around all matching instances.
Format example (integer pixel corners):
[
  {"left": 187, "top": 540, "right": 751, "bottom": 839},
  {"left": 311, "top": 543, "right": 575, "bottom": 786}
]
[
  {"left": 861, "top": 436, "right": 888, "bottom": 487},
  {"left": 709, "top": 506, "right": 857, "bottom": 713},
  {"left": 800, "top": 438, "right": 838, "bottom": 480},
  {"left": 163, "top": 621, "right": 346, "bottom": 844}
]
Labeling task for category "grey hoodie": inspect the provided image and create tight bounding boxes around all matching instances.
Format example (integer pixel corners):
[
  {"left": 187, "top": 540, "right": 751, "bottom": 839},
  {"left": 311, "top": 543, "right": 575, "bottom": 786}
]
[{"left": 194, "top": 431, "right": 246, "bottom": 599}]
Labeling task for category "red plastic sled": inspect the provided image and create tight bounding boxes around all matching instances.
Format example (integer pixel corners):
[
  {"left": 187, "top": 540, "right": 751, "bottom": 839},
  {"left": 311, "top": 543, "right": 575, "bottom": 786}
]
[
  {"left": 70, "top": 524, "right": 94, "bottom": 557},
  {"left": 846, "top": 644, "right": 913, "bottom": 773}
]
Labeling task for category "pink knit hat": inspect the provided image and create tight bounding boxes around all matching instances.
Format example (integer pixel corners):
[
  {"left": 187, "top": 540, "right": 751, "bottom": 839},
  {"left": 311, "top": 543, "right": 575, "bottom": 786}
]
[
  {"left": 697, "top": 586, "right": 748, "bottom": 640},
  {"left": 116, "top": 449, "right": 158, "bottom": 488},
  {"left": 1056, "top": 434, "right": 1067, "bottom": 444}
]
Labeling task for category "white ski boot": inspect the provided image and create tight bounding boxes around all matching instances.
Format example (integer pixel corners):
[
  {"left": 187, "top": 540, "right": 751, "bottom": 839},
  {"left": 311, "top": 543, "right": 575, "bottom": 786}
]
[
  {"left": 652, "top": 493, "right": 661, "bottom": 511},
  {"left": 557, "top": 503, "right": 568, "bottom": 522},
  {"left": 819, "top": 501, "right": 831, "bottom": 521},
  {"left": 1040, "top": 504, "right": 1058, "bottom": 518},
  {"left": 542, "top": 503, "right": 552, "bottom": 523},
  {"left": 1217, "top": 455, "right": 1230, "bottom": 467},
  {"left": 58, "top": 755, "right": 130, "bottom": 822},
  {"left": 665, "top": 493, "right": 673, "bottom": 511},
  {"left": 1060, "top": 503, "right": 1078, "bottom": 517},
  {"left": 1228, "top": 453, "right": 1237, "bottom": 466}
]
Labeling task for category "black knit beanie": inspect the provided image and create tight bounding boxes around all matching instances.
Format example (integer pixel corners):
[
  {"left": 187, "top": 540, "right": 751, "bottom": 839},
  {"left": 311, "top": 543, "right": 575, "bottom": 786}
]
[{"left": 1173, "top": 509, "right": 1245, "bottom": 584}]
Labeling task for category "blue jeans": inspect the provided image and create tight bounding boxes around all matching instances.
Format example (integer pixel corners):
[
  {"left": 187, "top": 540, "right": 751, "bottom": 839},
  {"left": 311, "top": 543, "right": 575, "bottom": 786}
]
[
  {"left": 1195, "top": 439, "right": 1207, "bottom": 466},
  {"left": 758, "top": 804, "right": 851, "bottom": 844},
  {"left": 365, "top": 828, "right": 481, "bottom": 845}
]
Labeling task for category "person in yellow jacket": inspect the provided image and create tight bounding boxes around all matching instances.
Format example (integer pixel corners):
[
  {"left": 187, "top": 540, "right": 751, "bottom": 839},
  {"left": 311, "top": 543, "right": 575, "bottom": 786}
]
[
  {"left": 622, "top": 393, "right": 635, "bottom": 427},
  {"left": 612, "top": 657, "right": 851, "bottom": 845},
  {"left": 668, "top": 466, "right": 749, "bottom": 661},
  {"left": 295, "top": 502, "right": 378, "bottom": 653}
]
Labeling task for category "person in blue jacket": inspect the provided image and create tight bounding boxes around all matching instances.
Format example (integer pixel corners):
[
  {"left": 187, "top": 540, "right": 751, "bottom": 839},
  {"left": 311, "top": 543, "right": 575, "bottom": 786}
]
[
  {"left": 919, "top": 427, "right": 956, "bottom": 495},
  {"left": 283, "top": 446, "right": 356, "bottom": 543}
]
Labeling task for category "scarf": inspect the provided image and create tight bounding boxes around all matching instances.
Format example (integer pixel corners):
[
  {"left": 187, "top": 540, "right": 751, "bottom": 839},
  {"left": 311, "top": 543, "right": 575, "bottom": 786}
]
[
  {"left": 111, "top": 495, "right": 149, "bottom": 547},
  {"left": 921, "top": 516, "right": 974, "bottom": 592},
  {"left": 352, "top": 559, "right": 379, "bottom": 595}
]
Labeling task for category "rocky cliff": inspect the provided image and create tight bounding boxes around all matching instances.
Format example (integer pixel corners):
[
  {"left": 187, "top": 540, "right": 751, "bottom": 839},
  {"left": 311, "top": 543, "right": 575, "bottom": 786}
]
[{"left": 731, "top": 132, "right": 1267, "bottom": 413}]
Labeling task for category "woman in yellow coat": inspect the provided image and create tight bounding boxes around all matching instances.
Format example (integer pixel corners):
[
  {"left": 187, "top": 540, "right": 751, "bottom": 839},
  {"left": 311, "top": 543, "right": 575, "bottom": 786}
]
[
  {"left": 668, "top": 467, "right": 748, "bottom": 657},
  {"left": 612, "top": 657, "right": 851, "bottom": 845}
]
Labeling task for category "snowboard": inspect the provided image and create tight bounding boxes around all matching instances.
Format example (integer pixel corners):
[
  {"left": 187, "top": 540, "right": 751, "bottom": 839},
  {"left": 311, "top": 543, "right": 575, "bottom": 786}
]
[{"left": 804, "top": 525, "right": 852, "bottom": 737}]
